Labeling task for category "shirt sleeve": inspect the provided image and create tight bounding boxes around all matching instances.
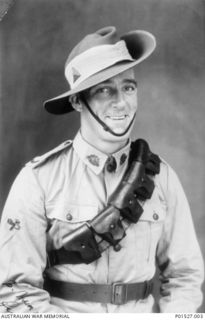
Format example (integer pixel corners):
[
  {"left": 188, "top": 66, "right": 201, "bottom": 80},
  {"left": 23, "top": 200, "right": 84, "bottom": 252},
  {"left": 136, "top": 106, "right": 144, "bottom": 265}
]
[
  {"left": 0, "top": 166, "right": 64, "bottom": 313},
  {"left": 156, "top": 163, "right": 204, "bottom": 313}
]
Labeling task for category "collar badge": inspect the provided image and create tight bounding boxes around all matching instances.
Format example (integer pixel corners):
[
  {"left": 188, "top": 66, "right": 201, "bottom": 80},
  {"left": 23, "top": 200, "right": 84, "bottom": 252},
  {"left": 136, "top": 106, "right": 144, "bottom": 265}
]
[
  {"left": 120, "top": 153, "right": 127, "bottom": 165},
  {"left": 87, "top": 154, "right": 100, "bottom": 167}
]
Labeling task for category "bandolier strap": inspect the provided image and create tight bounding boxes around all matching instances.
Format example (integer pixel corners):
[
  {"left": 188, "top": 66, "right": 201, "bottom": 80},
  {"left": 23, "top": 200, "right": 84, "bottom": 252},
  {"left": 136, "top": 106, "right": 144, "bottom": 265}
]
[{"left": 46, "top": 139, "right": 161, "bottom": 266}]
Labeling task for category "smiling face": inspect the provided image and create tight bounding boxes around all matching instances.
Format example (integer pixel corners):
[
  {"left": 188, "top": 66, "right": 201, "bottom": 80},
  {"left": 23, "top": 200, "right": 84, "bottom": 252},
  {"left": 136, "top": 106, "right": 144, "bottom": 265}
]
[{"left": 72, "top": 68, "right": 138, "bottom": 153}]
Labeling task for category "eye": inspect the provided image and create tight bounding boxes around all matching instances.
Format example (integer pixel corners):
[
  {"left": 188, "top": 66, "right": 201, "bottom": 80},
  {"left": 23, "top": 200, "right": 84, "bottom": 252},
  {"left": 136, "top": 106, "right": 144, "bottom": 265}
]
[
  {"left": 123, "top": 84, "right": 137, "bottom": 93},
  {"left": 86, "top": 85, "right": 114, "bottom": 100},
  {"left": 96, "top": 87, "right": 111, "bottom": 95},
  {"left": 92, "top": 86, "right": 114, "bottom": 98}
]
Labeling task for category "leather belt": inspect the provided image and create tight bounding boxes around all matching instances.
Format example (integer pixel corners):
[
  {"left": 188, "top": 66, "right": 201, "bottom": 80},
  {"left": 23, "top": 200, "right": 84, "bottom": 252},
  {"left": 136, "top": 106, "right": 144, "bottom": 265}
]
[{"left": 44, "top": 277, "right": 153, "bottom": 305}]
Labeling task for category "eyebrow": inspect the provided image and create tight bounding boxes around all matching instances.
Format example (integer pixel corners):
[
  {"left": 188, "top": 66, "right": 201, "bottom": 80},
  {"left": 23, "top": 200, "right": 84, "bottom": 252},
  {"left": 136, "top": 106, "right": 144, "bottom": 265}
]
[
  {"left": 122, "top": 79, "right": 138, "bottom": 86},
  {"left": 97, "top": 78, "right": 138, "bottom": 86}
]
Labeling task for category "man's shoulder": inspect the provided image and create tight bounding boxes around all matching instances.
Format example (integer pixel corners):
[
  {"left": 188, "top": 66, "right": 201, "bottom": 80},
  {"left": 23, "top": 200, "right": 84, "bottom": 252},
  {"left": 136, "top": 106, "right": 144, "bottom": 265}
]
[
  {"left": 26, "top": 140, "right": 73, "bottom": 169},
  {"left": 156, "top": 155, "right": 182, "bottom": 199},
  {"left": 159, "top": 156, "right": 170, "bottom": 169}
]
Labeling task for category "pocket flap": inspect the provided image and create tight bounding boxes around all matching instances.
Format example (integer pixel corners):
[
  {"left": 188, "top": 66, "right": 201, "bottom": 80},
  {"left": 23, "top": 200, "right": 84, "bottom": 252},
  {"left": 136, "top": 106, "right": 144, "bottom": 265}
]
[
  {"left": 64, "top": 204, "right": 98, "bottom": 223},
  {"left": 46, "top": 202, "right": 98, "bottom": 223},
  {"left": 139, "top": 200, "right": 166, "bottom": 223}
]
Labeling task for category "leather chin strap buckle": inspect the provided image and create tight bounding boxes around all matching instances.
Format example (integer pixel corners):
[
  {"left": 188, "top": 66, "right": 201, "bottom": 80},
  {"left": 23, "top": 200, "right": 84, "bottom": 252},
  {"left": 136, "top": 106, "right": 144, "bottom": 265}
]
[{"left": 111, "top": 282, "right": 128, "bottom": 305}]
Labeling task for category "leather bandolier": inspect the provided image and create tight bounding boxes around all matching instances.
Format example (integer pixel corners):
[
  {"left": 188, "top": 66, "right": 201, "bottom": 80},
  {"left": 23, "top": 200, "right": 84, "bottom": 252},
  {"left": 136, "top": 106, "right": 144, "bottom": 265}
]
[
  {"left": 46, "top": 139, "right": 161, "bottom": 266},
  {"left": 44, "top": 139, "right": 161, "bottom": 305}
]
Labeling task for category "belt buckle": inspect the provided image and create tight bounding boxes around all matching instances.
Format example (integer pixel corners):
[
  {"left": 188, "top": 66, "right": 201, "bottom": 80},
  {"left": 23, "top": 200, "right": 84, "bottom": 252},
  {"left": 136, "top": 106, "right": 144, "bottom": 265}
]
[
  {"left": 144, "top": 280, "right": 153, "bottom": 298},
  {"left": 111, "top": 282, "right": 127, "bottom": 305}
]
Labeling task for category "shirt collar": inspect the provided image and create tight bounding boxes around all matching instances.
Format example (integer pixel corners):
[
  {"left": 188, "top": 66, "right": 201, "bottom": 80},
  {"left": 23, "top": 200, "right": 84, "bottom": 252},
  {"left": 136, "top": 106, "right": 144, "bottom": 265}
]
[{"left": 73, "top": 131, "right": 131, "bottom": 175}]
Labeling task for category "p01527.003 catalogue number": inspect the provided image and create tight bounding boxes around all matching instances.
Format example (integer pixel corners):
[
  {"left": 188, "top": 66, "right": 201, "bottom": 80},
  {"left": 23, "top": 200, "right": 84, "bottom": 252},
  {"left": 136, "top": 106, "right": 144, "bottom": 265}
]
[{"left": 175, "top": 314, "right": 204, "bottom": 319}]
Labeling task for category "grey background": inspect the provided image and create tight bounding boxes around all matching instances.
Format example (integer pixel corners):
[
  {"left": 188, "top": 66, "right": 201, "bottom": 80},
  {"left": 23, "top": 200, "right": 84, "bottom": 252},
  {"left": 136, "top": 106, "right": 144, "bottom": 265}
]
[{"left": 0, "top": 0, "right": 204, "bottom": 312}]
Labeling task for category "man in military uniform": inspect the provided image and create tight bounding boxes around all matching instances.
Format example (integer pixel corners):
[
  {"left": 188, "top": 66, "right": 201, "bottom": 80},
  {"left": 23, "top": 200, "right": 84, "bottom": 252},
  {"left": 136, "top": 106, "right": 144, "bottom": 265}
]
[{"left": 0, "top": 26, "right": 204, "bottom": 313}]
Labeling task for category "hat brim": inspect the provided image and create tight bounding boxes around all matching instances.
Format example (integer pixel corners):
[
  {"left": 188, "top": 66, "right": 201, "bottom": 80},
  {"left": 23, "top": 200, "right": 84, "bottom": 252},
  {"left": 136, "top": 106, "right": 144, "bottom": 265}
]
[{"left": 44, "top": 30, "right": 156, "bottom": 115}]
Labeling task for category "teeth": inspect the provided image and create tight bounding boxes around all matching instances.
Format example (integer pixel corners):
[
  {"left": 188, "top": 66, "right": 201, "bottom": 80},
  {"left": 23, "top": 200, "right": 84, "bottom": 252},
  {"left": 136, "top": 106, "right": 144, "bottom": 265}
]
[{"left": 109, "top": 116, "right": 126, "bottom": 120}]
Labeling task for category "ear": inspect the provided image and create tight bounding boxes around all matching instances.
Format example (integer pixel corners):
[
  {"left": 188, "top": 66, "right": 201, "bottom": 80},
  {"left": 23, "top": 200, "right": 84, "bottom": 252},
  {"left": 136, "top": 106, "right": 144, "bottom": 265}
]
[{"left": 69, "top": 94, "right": 83, "bottom": 112}]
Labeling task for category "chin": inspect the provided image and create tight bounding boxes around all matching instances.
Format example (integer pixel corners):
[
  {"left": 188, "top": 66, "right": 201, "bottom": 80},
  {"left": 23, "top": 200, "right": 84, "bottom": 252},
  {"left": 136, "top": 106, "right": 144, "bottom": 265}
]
[
  {"left": 104, "top": 129, "right": 131, "bottom": 142},
  {"left": 109, "top": 122, "right": 133, "bottom": 135},
  {"left": 112, "top": 127, "right": 128, "bottom": 134}
]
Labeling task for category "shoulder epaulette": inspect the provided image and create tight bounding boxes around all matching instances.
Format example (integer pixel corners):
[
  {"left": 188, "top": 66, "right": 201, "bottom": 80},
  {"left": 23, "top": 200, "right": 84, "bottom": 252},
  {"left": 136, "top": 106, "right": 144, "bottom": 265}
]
[{"left": 26, "top": 140, "right": 72, "bottom": 169}]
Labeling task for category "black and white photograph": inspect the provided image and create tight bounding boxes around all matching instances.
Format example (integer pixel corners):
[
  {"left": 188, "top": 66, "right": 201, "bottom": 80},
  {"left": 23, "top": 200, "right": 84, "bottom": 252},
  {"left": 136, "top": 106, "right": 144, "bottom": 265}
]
[{"left": 0, "top": 0, "right": 204, "bottom": 315}]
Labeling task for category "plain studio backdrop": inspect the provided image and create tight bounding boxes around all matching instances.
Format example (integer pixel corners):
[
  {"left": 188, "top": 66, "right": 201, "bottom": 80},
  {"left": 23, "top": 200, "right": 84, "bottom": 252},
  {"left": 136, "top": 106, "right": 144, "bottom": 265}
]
[{"left": 0, "top": 0, "right": 204, "bottom": 312}]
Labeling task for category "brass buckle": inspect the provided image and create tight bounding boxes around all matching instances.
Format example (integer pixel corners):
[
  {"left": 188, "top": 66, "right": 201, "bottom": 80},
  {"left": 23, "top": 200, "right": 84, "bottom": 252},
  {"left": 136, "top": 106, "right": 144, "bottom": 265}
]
[{"left": 111, "top": 282, "right": 127, "bottom": 305}]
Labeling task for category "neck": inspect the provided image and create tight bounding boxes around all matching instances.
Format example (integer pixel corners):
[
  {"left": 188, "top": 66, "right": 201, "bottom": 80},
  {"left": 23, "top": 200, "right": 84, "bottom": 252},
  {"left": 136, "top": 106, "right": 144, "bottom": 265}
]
[{"left": 80, "top": 130, "right": 129, "bottom": 154}]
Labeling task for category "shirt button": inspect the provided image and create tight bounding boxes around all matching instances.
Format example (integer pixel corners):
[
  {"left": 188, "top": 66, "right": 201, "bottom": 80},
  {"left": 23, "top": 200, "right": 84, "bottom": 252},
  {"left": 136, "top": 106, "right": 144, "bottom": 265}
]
[
  {"left": 153, "top": 213, "right": 159, "bottom": 221},
  {"left": 106, "top": 156, "right": 117, "bottom": 173},
  {"left": 110, "top": 224, "right": 115, "bottom": 230},
  {"left": 66, "top": 213, "right": 73, "bottom": 221},
  {"left": 114, "top": 244, "right": 121, "bottom": 252}
]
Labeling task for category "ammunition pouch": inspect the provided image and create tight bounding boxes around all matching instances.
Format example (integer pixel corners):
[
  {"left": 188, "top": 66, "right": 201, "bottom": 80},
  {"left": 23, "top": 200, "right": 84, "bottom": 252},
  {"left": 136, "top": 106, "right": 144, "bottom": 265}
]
[{"left": 46, "top": 139, "right": 161, "bottom": 266}]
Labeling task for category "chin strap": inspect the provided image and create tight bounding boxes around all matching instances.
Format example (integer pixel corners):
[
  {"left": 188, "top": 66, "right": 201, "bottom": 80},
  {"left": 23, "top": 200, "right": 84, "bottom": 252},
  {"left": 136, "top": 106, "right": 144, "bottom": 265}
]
[{"left": 80, "top": 95, "right": 136, "bottom": 137}]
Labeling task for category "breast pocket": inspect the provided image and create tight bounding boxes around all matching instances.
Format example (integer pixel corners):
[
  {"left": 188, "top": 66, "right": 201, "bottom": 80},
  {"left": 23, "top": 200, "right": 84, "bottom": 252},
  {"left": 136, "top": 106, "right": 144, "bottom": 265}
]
[
  {"left": 46, "top": 202, "right": 98, "bottom": 250},
  {"left": 46, "top": 203, "right": 99, "bottom": 273},
  {"left": 134, "top": 200, "right": 166, "bottom": 265}
]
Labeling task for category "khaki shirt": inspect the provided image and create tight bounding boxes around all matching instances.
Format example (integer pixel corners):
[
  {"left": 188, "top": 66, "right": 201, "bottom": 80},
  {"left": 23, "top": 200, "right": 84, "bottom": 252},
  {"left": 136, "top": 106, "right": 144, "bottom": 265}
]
[{"left": 0, "top": 132, "right": 204, "bottom": 313}]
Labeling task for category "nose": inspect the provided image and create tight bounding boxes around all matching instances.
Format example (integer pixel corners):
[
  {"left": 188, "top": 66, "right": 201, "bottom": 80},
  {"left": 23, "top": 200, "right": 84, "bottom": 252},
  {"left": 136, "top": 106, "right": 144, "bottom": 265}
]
[{"left": 111, "top": 89, "right": 126, "bottom": 109}]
